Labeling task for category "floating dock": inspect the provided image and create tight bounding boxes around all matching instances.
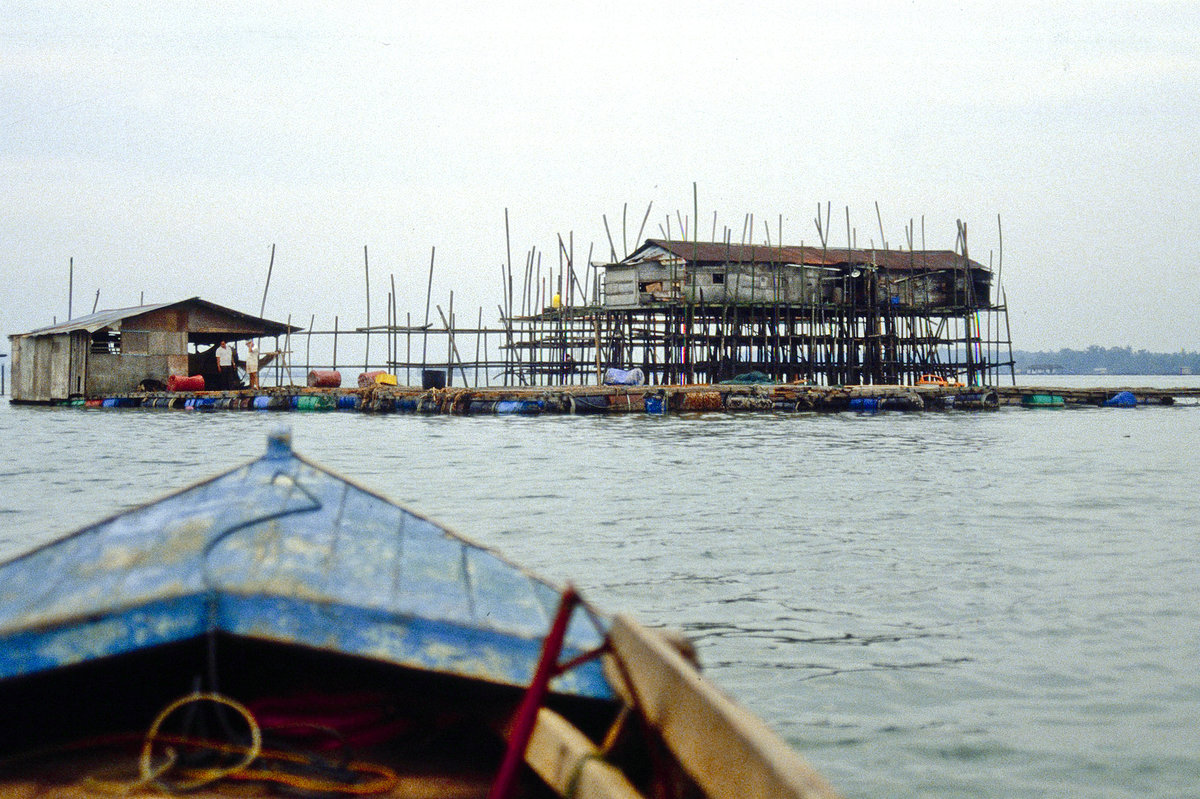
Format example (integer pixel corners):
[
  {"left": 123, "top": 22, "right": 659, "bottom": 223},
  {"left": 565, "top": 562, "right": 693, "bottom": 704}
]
[
  {"left": 994, "top": 385, "right": 1197, "bottom": 406},
  {"left": 47, "top": 383, "right": 1199, "bottom": 416}
]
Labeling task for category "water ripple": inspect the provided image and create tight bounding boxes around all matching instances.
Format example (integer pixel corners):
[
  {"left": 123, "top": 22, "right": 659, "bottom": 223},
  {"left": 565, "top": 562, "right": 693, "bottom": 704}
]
[{"left": 2, "top": 401, "right": 1199, "bottom": 798}]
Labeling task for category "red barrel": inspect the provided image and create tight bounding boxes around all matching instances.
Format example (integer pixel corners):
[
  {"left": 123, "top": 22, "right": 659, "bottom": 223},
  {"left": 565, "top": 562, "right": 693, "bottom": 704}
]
[
  {"left": 167, "top": 374, "right": 206, "bottom": 392},
  {"left": 307, "top": 370, "right": 342, "bottom": 388},
  {"left": 358, "top": 370, "right": 386, "bottom": 387}
]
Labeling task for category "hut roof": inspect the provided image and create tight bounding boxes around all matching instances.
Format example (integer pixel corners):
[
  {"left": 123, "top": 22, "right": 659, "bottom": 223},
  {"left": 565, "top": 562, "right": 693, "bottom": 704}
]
[
  {"left": 14, "top": 297, "right": 300, "bottom": 342},
  {"left": 624, "top": 239, "right": 987, "bottom": 273}
]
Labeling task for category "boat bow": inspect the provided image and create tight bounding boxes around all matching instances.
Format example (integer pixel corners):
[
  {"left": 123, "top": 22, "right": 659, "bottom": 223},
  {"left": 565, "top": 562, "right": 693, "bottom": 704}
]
[{"left": 0, "top": 429, "right": 610, "bottom": 698}]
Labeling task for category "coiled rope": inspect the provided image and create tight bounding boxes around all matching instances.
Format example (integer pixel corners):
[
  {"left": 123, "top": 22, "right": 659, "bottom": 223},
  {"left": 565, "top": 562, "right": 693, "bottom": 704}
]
[
  {"left": 142, "top": 692, "right": 262, "bottom": 793},
  {"left": 86, "top": 691, "right": 398, "bottom": 796}
]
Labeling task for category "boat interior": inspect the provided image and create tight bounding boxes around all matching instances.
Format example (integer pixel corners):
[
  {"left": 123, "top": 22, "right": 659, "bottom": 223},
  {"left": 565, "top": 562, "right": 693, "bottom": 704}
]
[{"left": 0, "top": 633, "right": 665, "bottom": 798}]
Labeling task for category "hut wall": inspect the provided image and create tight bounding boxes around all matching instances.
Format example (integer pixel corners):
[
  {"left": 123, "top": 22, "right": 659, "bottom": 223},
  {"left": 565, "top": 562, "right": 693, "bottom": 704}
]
[
  {"left": 135, "top": 306, "right": 187, "bottom": 331},
  {"left": 603, "top": 265, "right": 638, "bottom": 308},
  {"left": 9, "top": 332, "right": 87, "bottom": 402},
  {"left": 634, "top": 263, "right": 678, "bottom": 303},
  {"left": 86, "top": 328, "right": 186, "bottom": 394},
  {"left": 682, "top": 264, "right": 826, "bottom": 305},
  {"left": 970, "top": 269, "right": 992, "bottom": 305},
  {"left": 606, "top": 258, "right": 991, "bottom": 310},
  {"left": 685, "top": 266, "right": 731, "bottom": 304},
  {"left": 878, "top": 272, "right": 940, "bottom": 308},
  {"left": 186, "top": 306, "right": 246, "bottom": 335},
  {"left": 85, "top": 353, "right": 175, "bottom": 396},
  {"left": 946, "top": 269, "right": 992, "bottom": 306},
  {"left": 884, "top": 267, "right": 990, "bottom": 308},
  {"left": 725, "top": 267, "right": 773, "bottom": 303},
  {"left": 790, "top": 265, "right": 827, "bottom": 303},
  {"left": 121, "top": 329, "right": 184, "bottom": 355}
]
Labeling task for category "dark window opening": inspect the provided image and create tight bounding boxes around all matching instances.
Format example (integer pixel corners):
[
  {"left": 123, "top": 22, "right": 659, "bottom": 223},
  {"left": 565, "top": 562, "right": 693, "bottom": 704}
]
[
  {"left": 712, "top": 272, "right": 725, "bottom": 285},
  {"left": 90, "top": 331, "right": 121, "bottom": 354}
]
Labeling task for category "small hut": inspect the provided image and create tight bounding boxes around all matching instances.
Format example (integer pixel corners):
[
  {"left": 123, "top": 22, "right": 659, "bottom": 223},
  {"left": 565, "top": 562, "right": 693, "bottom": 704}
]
[{"left": 7, "top": 298, "right": 298, "bottom": 402}]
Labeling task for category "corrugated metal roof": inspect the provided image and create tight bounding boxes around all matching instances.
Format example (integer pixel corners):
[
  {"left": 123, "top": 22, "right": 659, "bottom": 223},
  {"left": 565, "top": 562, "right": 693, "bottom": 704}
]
[
  {"left": 14, "top": 297, "right": 301, "bottom": 338},
  {"left": 627, "top": 239, "right": 987, "bottom": 273},
  {"left": 22, "top": 301, "right": 181, "bottom": 336}
]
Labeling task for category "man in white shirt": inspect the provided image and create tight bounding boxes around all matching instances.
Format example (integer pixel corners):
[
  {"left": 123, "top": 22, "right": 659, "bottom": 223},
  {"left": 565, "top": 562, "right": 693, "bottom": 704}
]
[{"left": 215, "top": 341, "right": 232, "bottom": 390}]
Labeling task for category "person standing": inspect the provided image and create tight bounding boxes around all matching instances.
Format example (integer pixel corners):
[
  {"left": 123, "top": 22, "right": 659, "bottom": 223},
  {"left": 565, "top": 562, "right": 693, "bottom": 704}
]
[
  {"left": 246, "top": 340, "right": 260, "bottom": 389},
  {"left": 215, "top": 341, "right": 232, "bottom": 390}
]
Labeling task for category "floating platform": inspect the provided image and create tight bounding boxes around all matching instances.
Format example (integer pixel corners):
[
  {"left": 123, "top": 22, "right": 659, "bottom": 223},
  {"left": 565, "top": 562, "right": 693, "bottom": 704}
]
[
  {"left": 994, "top": 385, "right": 1197, "bottom": 406},
  {"left": 40, "top": 383, "right": 1198, "bottom": 416}
]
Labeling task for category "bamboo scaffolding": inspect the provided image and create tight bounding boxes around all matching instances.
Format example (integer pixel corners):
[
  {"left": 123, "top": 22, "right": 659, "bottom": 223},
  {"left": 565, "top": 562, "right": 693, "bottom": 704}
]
[{"left": 231, "top": 205, "right": 1013, "bottom": 392}]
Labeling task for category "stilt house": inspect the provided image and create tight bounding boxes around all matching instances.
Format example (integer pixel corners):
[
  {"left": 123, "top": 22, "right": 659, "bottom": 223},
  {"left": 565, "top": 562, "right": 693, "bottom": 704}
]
[{"left": 602, "top": 239, "right": 991, "bottom": 310}]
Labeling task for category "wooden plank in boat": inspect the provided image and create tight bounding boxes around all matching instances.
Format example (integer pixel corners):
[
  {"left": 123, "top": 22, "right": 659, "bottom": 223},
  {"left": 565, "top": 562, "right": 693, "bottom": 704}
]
[
  {"left": 607, "top": 615, "right": 841, "bottom": 799},
  {"left": 524, "top": 707, "right": 645, "bottom": 799}
]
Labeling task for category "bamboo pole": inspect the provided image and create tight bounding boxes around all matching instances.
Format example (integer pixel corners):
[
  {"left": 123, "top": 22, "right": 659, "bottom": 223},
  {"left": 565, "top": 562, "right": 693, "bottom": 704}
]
[
  {"left": 622, "top": 202, "right": 628, "bottom": 259},
  {"left": 436, "top": 305, "right": 469, "bottom": 388},
  {"left": 422, "top": 246, "right": 435, "bottom": 376},
  {"left": 284, "top": 314, "right": 293, "bottom": 385},
  {"left": 390, "top": 273, "right": 398, "bottom": 376},
  {"left": 306, "top": 314, "right": 314, "bottom": 376},
  {"left": 475, "top": 306, "right": 483, "bottom": 387},
  {"left": 594, "top": 314, "right": 602, "bottom": 385},
  {"left": 958, "top": 220, "right": 976, "bottom": 385},
  {"left": 523, "top": 249, "right": 533, "bottom": 318},
  {"left": 1002, "top": 287, "right": 1016, "bottom": 384},
  {"left": 635, "top": 201, "right": 653, "bottom": 250},
  {"left": 875, "top": 201, "right": 887, "bottom": 250},
  {"left": 260, "top": 244, "right": 275, "bottom": 319},
  {"left": 505, "top": 209, "right": 515, "bottom": 385},
  {"left": 363, "top": 245, "right": 370, "bottom": 371}
]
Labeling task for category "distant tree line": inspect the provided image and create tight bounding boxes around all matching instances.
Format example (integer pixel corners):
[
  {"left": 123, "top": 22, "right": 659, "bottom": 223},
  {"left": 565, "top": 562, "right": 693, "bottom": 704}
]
[{"left": 1012, "top": 346, "right": 1200, "bottom": 375}]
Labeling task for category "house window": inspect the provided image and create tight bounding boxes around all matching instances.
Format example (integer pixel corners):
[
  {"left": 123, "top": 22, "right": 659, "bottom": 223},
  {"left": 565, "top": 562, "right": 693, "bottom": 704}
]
[
  {"left": 712, "top": 272, "right": 725, "bottom": 285},
  {"left": 90, "top": 331, "right": 120, "bottom": 354}
]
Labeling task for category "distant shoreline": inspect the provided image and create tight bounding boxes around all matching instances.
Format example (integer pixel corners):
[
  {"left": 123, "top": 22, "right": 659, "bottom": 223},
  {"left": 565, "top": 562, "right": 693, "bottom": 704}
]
[{"left": 1013, "top": 347, "right": 1199, "bottom": 376}]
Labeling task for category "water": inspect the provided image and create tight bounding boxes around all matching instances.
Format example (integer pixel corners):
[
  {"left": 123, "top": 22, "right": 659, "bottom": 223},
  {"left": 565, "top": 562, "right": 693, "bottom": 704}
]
[{"left": 1, "top": 385, "right": 1198, "bottom": 798}]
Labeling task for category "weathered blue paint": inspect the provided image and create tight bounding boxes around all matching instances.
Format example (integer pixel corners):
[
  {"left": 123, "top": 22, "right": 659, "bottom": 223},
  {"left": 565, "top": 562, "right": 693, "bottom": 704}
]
[
  {"left": 848, "top": 397, "right": 880, "bottom": 413},
  {"left": 0, "top": 429, "right": 611, "bottom": 698},
  {"left": 495, "top": 400, "right": 543, "bottom": 416}
]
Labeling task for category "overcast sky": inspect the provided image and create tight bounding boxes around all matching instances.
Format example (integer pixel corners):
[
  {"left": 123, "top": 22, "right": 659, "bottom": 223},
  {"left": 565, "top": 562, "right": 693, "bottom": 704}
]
[{"left": 3, "top": 1, "right": 1198, "bottom": 352}]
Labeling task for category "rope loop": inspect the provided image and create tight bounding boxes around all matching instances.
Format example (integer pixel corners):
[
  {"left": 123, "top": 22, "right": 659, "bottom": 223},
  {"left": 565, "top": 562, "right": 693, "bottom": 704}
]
[{"left": 140, "top": 691, "right": 262, "bottom": 793}]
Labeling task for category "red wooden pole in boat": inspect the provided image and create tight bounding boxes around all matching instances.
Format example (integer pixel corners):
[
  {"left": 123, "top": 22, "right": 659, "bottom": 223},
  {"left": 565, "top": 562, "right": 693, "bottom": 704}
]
[{"left": 487, "top": 585, "right": 581, "bottom": 799}]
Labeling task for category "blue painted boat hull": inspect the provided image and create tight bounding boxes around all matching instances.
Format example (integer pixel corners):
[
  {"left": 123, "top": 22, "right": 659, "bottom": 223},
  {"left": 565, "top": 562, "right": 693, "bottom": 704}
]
[{"left": 0, "top": 430, "right": 610, "bottom": 699}]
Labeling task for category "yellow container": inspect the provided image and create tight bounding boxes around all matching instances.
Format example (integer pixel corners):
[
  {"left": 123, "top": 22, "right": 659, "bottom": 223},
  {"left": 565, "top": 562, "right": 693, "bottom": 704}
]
[{"left": 374, "top": 373, "right": 398, "bottom": 386}]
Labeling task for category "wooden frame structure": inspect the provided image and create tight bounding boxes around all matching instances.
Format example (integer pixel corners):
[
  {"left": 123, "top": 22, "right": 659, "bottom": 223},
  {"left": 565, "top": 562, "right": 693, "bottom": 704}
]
[{"left": 494, "top": 237, "right": 1015, "bottom": 388}]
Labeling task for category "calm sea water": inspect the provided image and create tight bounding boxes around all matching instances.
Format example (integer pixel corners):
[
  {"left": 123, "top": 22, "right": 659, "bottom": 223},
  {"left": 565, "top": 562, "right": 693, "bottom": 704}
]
[{"left": 1, "top": 377, "right": 1198, "bottom": 798}]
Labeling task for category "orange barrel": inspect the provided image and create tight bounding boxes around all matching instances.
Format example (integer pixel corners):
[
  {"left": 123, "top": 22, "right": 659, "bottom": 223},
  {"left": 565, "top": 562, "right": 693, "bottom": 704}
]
[
  {"left": 358, "top": 370, "right": 386, "bottom": 387},
  {"left": 167, "top": 374, "right": 206, "bottom": 392},
  {"left": 307, "top": 370, "right": 342, "bottom": 388}
]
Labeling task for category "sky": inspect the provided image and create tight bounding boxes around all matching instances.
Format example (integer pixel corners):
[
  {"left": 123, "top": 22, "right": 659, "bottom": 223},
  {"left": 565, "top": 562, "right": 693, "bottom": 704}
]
[{"left": 3, "top": 0, "right": 1199, "bottom": 353}]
